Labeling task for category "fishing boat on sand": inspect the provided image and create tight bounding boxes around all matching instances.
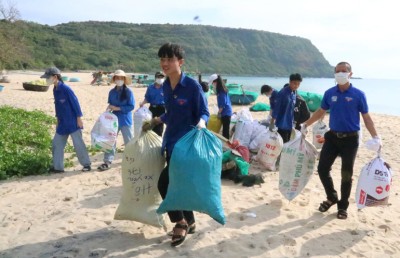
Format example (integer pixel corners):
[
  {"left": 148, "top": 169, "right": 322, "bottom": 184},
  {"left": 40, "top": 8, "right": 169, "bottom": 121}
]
[{"left": 226, "top": 83, "right": 259, "bottom": 105}]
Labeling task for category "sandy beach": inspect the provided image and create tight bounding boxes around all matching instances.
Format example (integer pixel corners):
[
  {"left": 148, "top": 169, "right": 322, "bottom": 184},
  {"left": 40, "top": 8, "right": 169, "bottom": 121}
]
[{"left": 0, "top": 71, "right": 399, "bottom": 258}]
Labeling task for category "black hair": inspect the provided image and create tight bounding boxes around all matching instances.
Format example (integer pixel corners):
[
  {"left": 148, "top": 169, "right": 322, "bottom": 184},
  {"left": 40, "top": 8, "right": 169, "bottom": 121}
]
[
  {"left": 114, "top": 85, "right": 128, "bottom": 101},
  {"left": 289, "top": 73, "right": 302, "bottom": 82},
  {"left": 335, "top": 61, "right": 352, "bottom": 72},
  {"left": 260, "top": 84, "right": 273, "bottom": 94},
  {"left": 55, "top": 74, "right": 64, "bottom": 83},
  {"left": 215, "top": 75, "right": 228, "bottom": 94},
  {"left": 200, "top": 82, "right": 209, "bottom": 93},
  {"left": 158, "top": 43, "right": 185, "bottom": 59}
]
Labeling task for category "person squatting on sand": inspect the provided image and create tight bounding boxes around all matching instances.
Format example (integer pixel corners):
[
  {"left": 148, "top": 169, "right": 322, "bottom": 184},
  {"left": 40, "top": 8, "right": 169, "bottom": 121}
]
[
  {"left": 270, "top": 73, "right": 303, "bottom": 143},
  {"left": 41, "top": 67, "right": 92, "bottom": 173},
  {"left": 209, "top": 73, "right": 232, "bottom": 139},
  {"left": 140, "top": 71, "right": 166, "bottom": 137},
  {"left": 301, "top": 61, "right": 381, "bottom": 220},
  {"left": 142, "top": 42, "right": 209, "bottom": 246},
  {"left": 98, "top": 69, "right": 135, "bottom": 171},
  {"left": 260, "top": 84, "right": 278, "bottom": 117}
]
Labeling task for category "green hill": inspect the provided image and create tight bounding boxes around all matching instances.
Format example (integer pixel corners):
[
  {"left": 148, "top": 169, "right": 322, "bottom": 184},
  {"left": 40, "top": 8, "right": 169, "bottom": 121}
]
[{"left": 1, "top": 20, "right": 333, "bottom": 77}]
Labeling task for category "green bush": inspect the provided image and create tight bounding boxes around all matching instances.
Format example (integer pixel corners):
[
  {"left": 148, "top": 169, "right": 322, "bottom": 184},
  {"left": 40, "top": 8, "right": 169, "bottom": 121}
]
[{"left": 0, "top": 106, "right": 56, "bottom": 180}]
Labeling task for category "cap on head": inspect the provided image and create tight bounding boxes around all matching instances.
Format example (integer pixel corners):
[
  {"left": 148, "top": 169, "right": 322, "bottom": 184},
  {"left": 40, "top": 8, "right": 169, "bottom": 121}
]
[
  {"left": 208, "top": 73, "right": 218, "bottom": 85},
  {"left": 40, "top": 67, "right": 61, "bottom": 78},
  {"left": 155, "top": 71, "right": 165, "bottom": 78}
]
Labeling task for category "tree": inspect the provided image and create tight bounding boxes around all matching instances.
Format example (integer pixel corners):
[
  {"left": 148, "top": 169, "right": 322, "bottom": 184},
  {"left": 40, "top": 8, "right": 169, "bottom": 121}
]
[{"left": 0, "top": 0, "right": 20, "bottom": 22}]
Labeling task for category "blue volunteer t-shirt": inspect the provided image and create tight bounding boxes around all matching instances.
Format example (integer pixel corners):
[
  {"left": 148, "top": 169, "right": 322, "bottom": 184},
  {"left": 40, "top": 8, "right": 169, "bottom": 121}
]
[
  {"left": 269, "top": 89, "right": 278, "bottom": 110},
  {"left": 272, "top": 86, "right": 296, "bottom": 130},
  {"left": 53, "top": 81, "right": 83, "bottom": 135},
  {"left": 321, "top": 84, "right": 368, "bottom": 132},
  {"left": 145, "top": 83, "right": 165, "bottom": 105},
  {"left": 160, "top": 73, "right": 209, "bottom": 156},
  {"left": 108, "top": 86, "right": 135, "bottom": 127},
  {"left": 217, "top": 91, "right": 233, "bottom": 117}
]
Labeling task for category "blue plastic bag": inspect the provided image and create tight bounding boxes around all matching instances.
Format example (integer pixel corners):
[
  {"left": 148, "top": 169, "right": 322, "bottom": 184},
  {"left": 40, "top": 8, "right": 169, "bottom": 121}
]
[{"left": 157, "top": 128, "right": 225, "bottom": 225}]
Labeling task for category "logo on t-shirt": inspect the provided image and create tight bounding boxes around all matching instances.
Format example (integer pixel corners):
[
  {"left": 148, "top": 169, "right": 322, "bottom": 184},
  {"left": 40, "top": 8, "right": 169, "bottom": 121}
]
[
  {"left": 177, "top": 98, "right": 187, "bottom": 105},
  {"left": 345, "top": 97, "right": 353, "bottom": 102},
  {"left": 331, "top": 96, "right": 337, "bottom": 102}
]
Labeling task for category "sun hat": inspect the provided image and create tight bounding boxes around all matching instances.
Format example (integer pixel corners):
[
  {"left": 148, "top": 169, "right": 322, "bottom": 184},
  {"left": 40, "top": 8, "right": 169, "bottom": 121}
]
[
  {"left": 112, "top": 69, "right": 128, "bottom": 83},
  {"left": 208, "top": 74, "right": 218, "bottom": 85},
  {"left": 40, "top": 67, "right": 61, "bottom": 78},
  {"left": 155, "top": 71, "right": 165, "bottom": 78}
]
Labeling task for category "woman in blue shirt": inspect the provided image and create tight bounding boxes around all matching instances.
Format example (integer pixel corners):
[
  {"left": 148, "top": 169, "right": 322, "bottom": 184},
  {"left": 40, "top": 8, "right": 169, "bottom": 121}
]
[
  {"left": 209, "top": 74, "right": 232, "bottom": 139},
  {"left": 40, "top": 67, "right": 91, "bottom": 173},
  {"left": 98, "top": 70, "right": 135, "bottom": 171},
  {"left": 139, "top": 71, "right": 165, "bottom": 136}
]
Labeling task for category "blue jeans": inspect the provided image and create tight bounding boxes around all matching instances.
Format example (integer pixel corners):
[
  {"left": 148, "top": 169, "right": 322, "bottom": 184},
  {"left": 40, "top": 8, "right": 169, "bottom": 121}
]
[
  {"left": 103, "top": 125, "right": 133, "bottom": 163},
  {"left": 52, "top": 129, "right": 91, "bottom": 170},
  {"left": 317, "top": 131, "right": 359, "bottom": 210}
]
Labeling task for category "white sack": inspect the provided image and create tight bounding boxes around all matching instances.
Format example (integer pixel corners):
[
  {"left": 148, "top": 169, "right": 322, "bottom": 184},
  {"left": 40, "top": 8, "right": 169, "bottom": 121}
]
[
  {"left": 91, "top": 112, "right": 118, "bottom": 153},
  {"left": 133, "top": 107, "right": 152, "bottom": 142},
  {"left": 256, "top": 131, "right": 283, "bottom": 171},
  {"left": 312, "top": 120, "right": 329, "bottom": 149}
]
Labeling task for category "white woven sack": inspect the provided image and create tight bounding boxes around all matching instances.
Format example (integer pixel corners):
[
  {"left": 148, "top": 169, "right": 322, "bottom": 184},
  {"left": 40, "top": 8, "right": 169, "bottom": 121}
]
[
  {"left": 91, "top": 112, "right": 118, "bottom": 153},
  {"left": 312, "top": 120, "right": 329, "bottom": 149},
  {"left": 133, "top": 107, "right": 152, "bottom": 142},
  {"left": 256, "top": 131, "right": 283, "bottom": 171},
  {"left": 114, "top": 130, "right": 166, "bottom": 229},
  {"left": 355, "top": 155, "right": 392, "bottom": 209},
  {"left": 279, "top": 132, "right": 318, "bottom": 201}
]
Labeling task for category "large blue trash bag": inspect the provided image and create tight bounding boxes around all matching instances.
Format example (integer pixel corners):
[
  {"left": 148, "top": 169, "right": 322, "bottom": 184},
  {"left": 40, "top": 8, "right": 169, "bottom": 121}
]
[{"left": 157, "top": 128, "right": 225, "bottom": 225}]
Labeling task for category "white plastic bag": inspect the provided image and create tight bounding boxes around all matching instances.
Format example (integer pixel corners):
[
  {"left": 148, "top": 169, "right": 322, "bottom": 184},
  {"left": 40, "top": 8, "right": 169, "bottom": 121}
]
[
  {"left": 133, "top": 107, "right": 152, "bottom": 141},
  {"left": 279, "top": 132, "right": 318, "bottom": 201},
  {"left": 91, "top": 112, "right": 118, "bottom": 153},
  {"left": 312, "top": 120, "right": 329, "bottom": 149},
  {"left": 355, "top": 154, "right": 392, "bottom": 209},
  {"left": 256, "top": 131, "right": 283, "bottom": 171},
  {"left": 114, "top": 130, "right": 166, "bottom": 229}
]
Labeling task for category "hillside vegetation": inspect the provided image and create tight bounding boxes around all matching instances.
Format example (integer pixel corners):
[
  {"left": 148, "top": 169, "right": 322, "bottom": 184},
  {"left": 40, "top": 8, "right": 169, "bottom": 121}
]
[{"left": 1, "top": 21, "right": 333, "bottom": 77}]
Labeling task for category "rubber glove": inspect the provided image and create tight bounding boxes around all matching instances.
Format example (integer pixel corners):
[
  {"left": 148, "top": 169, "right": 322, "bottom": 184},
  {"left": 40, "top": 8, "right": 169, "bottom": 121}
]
[
  {"left": 197, "top": 118, "right": 206, "bottom": 129},
  {"left": 300, "top": 123, "right": 308, "bottom": 135},
  {"left": 365, "top": 136, "right": 382, "bottom": 152}
]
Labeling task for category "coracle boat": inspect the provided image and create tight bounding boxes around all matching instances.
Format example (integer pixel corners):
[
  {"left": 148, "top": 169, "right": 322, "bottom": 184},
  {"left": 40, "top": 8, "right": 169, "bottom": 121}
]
[
  {"left": 23, "top": 83, "right": 50, "bottom": 92},
  {"left": 226, "top": 83, "right": 259, "bottom": 105}
]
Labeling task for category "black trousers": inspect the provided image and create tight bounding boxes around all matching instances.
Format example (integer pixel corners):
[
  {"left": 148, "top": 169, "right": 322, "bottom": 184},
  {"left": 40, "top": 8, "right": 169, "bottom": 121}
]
[
  {"left": 277, "top": 128, "right": 292, "bottom": 143},
  {"left": 317, "top": 131, "right": 359, "bottom": 210},
  {"left": 220, "top": 115, "right": 231, "bottom": 139},
  {"left": 157, "top": 152, "right": 195, "bottom": 225},
  {"left": 149, "top": 105, "right": 165, "bottom": 137}
]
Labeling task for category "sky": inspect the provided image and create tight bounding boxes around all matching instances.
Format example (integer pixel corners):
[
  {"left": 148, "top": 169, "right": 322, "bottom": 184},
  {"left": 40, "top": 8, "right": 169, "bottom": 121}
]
[{"left": 7, "top": 0, "right": 400, "bottom": 79}]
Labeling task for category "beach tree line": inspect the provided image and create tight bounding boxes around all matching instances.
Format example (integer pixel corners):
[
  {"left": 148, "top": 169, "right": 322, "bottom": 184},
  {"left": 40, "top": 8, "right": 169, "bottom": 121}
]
[{"left": 1, "top": 18, "right": 333, "bottom": 77}]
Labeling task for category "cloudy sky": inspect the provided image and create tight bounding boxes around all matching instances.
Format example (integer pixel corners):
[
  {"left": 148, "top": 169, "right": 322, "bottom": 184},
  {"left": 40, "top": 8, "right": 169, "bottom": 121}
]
[{"left": 9, "top": 0, "right": 400, "bottom": 79}]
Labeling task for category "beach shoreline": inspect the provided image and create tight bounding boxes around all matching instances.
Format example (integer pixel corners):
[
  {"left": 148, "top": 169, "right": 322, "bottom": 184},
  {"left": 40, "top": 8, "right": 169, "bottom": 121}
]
[{"left": 0, "top": 71, "right": 399, "bottom": 257}]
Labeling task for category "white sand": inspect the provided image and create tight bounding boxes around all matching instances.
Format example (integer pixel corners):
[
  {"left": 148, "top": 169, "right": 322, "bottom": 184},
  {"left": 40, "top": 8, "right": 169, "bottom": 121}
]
[{"left": 0, "top": 71, "right": 399, "bottom": 257}]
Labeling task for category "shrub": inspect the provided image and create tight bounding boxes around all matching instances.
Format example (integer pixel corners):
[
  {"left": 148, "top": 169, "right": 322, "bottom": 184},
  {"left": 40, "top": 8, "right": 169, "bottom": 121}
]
[{"left": 0, "top": 106, "right": 56, "bottom": 180}]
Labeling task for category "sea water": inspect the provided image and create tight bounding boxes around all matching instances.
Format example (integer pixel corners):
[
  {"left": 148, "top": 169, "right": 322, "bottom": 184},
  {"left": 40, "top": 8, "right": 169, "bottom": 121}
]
[{"left": 215, "top": 76, "right": 400, "bottom": 117}]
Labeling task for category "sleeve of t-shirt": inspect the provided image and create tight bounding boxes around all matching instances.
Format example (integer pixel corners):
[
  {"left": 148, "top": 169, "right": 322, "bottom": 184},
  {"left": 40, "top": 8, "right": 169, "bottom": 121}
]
[{"left": 358, "top": 91, "right": 369, "bottom": 114}]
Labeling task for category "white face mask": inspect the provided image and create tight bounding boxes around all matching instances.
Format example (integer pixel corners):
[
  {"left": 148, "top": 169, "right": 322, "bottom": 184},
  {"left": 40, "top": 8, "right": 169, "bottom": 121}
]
[
  {"left": 155, "top": 78, "right": 165, "bottom": 85},
  {"left": 46, "top": 77, "right": 54, "bottom": 85},
  {"left": 335, "top": 72, "right": 350, "bottom": 85},
  {"left": 115, "top": 80, "right": 124, "bottom": 86}
]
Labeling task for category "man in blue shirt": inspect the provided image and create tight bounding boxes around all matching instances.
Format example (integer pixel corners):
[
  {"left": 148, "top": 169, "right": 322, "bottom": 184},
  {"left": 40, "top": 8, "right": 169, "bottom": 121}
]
[
  {"left": 302, "top": 61, "right": 380, "bottom": 220},
  {"left": 144, "top": 43, "right": 209, "bottom": 247},
  {"left": 260, "top": 84, "right": 278, "bottom": 117},
  {"left": 140, "top": 71, "right": 166, "bottom": 136},
  {"left": 41, "top": 67, "right": 91, "bottom": 173},
  {"left": 271, "top": 73, "right": 303, "bottom": 143}
]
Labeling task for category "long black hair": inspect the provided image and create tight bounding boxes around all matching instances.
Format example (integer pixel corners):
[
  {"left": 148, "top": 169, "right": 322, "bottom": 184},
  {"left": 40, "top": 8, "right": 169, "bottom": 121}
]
[{"left": 214, "top": 75, "right": 228, "bottom": 94}]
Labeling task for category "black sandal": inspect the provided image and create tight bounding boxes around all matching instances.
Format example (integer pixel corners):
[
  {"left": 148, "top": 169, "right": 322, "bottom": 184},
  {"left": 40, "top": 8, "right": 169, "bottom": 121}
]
[
  {"left": 318, "top": 199, "right": 337, "bottom": 212},
  {"left": 337, "top": 209, "right": 348, "bottom": 220},
  {"left": 97, "top": 163, "right": 110, "bottom": 171},
  {"left": 171, "top": 223, "right": 189, "bottom": 247},
  {"left": 168, "top": 223, "right": 195, "bottom": 236}
]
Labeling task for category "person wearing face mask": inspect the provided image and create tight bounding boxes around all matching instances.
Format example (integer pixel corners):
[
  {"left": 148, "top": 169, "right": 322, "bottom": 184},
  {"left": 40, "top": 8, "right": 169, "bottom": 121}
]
[
  {"left": 209, "top": 73, "right": 232, "bottom": 139},
  {"left": 97, "top": 69, "right": 135, "bottom": 171},
  {"left": 139, "top": 71, "right": 166, "bottom": 136},
  {"left": 300, "top": 61, "right": 381, "bottom": 220},
  {"left": 40, "top": 67, "right": 92, "bottom": 173},
  {"left": 270, "top": 73, "right": 303, "bottom": 143}
]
